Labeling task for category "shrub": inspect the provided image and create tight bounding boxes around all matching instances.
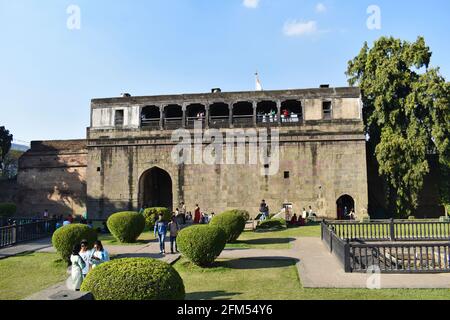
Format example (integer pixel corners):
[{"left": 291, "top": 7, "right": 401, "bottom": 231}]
[
  {"left": 0, "top": 203, "right": 16, "bottom": 217},
  {"left": 52, "top": 224, "right": 97, "bottom": 262},
  {"left": 81, "top": 258, "right": 185, "bottom": 300},
  {"left": 177, "top": 225, "right": 227, "bottom": 267},
  {"left": 107, "top": 211, "right": 145, "bottom": 243},
  {"left": 257, "top": 218, "right": 287, "bottom": 230},
  {"left": 143, "top": 207, "right": 172, "bottom": 229},
  {"left": 210, "top": 210, "right": 246, "bottom": 243},
  {"left": 229, "top": 209, "right": 250, "bottom": 221}
]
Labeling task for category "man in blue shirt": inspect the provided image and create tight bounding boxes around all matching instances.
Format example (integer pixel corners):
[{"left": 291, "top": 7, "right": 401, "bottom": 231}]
[{"left": 154, "top": 214, "right": 168, "bottom": 254}]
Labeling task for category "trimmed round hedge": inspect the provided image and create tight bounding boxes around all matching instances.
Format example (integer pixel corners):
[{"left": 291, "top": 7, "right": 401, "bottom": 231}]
[
  {"left": 143, "top": 207, "right": 172, "bottom": 229},
  {"left": 0, "top": 203, "right": 16, "bottom": 217},
  {"left": 52, "top": 224, "right": 98, "bottom": 262},
  {"left": 81, "top": 258, "right": 185, "bottom": 300},
  {"left": 107, "top": 212, "right": 145, "bottom": 243},
  {"left": 257, "top": 218, "right": 287, "bottom": 230},
  {"left": 177, "top": 225, "right": 227, "bottom": 267},
  {"left": 210, "top": 210, "right": 246, "bottom": 243}
]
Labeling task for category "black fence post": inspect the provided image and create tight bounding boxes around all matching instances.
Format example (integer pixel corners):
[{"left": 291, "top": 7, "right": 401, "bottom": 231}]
[
  {"left": 321, "top": 221, "right": 324, "bottom": 241},
  {"left": 390, "top": 218, "right": 395, "bottom": 241},
  {"left": 344, "top": 239, "right": 351, "bottom": 273}
]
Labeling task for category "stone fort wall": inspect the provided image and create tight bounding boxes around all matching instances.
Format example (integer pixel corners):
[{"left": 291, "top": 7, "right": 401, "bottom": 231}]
[
  {"left": 86, "top": 122, "right": 369, "bottom": 219},
  {"left": 16, "top": 140, "right": 87, "bottom": 217}
]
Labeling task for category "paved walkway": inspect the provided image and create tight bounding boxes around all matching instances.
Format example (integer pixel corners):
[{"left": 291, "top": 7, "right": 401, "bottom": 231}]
[{"left": 0, "top": 238, "right": 53, "bottom": 260}]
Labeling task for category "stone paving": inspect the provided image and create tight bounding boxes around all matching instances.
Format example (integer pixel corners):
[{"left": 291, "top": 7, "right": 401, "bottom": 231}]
[{"left": 0, "top": 237, "right": 53, "bottom": 260}]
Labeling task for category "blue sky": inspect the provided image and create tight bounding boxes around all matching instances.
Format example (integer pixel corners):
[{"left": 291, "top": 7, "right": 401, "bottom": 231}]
[{"left": 1, "top": 0, "right": 449, "bottom": 143}]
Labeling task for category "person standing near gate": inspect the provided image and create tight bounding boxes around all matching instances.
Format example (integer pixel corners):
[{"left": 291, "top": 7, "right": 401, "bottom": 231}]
[
  {"left": 168, "top": 216, "right": 180, "bottom": 254},
  {"left": 154, "top": 214, "right": 168, "bottom": 254}
]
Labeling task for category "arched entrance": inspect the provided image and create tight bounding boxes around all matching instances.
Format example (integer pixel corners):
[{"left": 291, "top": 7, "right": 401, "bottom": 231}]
[
  {"left": 139, "top": 167, "right": 173, "bottom": 210},
  {"left": 336, "top": 195, "right": 355, "bottom": 220}
]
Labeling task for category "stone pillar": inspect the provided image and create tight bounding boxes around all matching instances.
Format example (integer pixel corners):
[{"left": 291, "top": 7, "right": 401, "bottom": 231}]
[
  {"left": 205, "top": 103, "right": 210, "bottom": 129},
  {"left": 159, "top": 105, "right": 164, "bottom": 130},
  {"left": 277, "top": 100, "right": 282, "bottom": 125},
  {"left": 182, "top": 103, "right": 187, "bottom": 128},
  {"left": 229, "top": 102, "right": 234, "bottom": 128},
  {"left": 253, "top": 101, "right": 257, "bottom": 126}
]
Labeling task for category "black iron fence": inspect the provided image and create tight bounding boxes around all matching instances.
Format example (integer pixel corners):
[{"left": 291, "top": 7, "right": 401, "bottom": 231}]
[
  {"left": 0, "top": 219, "right": 57, "bottom": 249},
  {"left": 321, "top": 220, "right": 450, "bottom": 273},
  {"left": 326, "top": 219, "right": 450, "bottom": 242}
]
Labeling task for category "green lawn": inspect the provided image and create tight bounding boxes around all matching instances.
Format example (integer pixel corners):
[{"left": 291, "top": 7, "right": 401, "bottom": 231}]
[
  {"left": 226, "top": 224, "right": 321, "bottom": 250},
  {"left": 99, "top": 231, "right": 156, "bottom": 246},
  {"left": 174, "top": 257, "right": 450, "bottom": 300},
  {"left": 0, "top": 253, "right": 68, "bottom": 300}
]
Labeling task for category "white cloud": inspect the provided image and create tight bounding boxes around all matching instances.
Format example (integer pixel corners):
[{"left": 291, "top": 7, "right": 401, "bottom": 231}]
[
  {"left": 283, "top": 20, "right": 318, "bottom": 37},
  {"left": 315, "top": 3, "right": 327, "bottom": 13},
  {"left": 243, "top": 0, "right": 260, "bottom": 9}
]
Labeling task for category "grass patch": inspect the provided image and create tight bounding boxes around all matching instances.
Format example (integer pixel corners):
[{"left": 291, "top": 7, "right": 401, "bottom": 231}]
[
  {"left": 0, "top": 253, "right": 68, "bottom": 300},
  {"left": 174, "top": 257, "right": 450, "bottom": 300}
]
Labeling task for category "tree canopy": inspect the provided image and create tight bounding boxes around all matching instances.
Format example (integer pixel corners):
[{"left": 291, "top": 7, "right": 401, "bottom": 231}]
[
  {"left": 346, "top": 36, "right": 450, "bottom": 217},
  {"left": 0, "top": 126, "right": 13, "bottom": 176}
]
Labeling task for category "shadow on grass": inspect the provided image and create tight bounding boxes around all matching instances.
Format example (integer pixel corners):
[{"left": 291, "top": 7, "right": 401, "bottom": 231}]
[
  {"left": 186, "top": 291, "right": 241, "bottom": 301},
  {"left": 186, "top": 290, "right": 241, "bottom": 300},
  {"left": 211, "top": 257, "right": 299, "bottom": 270},
  {"left": 240, "top": 237, "right": 296, "bottom": 246},
  {"left": 114, "top": 253, "right": 171, "bottom": 259}
]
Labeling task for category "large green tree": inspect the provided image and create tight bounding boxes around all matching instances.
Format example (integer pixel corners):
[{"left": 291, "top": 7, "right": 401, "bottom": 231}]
[
  {"left": 0, "top": 126, "right": 13, "bottom": 177},
  {"left": 346, "top": 36, "right": 450, "bottom": 217}
]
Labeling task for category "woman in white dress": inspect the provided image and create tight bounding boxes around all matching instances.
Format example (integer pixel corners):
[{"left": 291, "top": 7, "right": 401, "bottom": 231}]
[
  {"left": 90, "top": 240, "right": 110, "bottom": 269},
  {"left": 79, "top": 240, "right": 92, "bottom": 278},
  {"left": 68, "top": 244, "right": 85, "bottom": 291}
]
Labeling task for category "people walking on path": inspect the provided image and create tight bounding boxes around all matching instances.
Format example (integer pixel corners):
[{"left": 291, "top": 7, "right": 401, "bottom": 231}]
[
  {"left": 168, "top": 216, "right": 180, "bottom": 254},
  {"left": 79, "top": 240, "right": 92, "bottom": 278},
  {"left": 68, "top": 244, "right": 85, "bottom": 291},
  {"left": 154, "top": 214, "right": 168, "bottom": 254},
  {"left": 90, "top": 240, "right": 110, "bottom": 269}
]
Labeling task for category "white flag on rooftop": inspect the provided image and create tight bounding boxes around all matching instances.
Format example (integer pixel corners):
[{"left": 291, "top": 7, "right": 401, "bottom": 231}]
[{"left": 255, "top": 72, "right": 263, "bottom": 91}]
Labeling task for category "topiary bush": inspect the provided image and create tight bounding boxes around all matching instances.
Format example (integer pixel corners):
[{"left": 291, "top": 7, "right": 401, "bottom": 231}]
[
  {"left": 52, "top": 224, "right": 98, "bottom": 262},
  {"left": 143, "top": 207, "right": 172, "bottom": 229},
  {"left": 0, "top": 203, "right": 16, "bottom": 217},
  {"left": 210, "top": 210, "right": 246, "bottom": 243},
  {"left": 229, "top": 209, "right": 250, "bottom": 221},
  {"left": 107, "top": 211, "right": 145, "bottom": 243},
  {"left": 257, "top": 218, "right": 287, "bottom": 230},
  {"left": 177, "top": 225, "right": 227, "bottom": 267},
  {"left": 81, "top": 258, "right": 185, "bottom": 300}
]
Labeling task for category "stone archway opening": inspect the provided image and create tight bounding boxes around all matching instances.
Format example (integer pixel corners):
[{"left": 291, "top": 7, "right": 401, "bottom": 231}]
[
  {"left": 336, "top": 195, "right": 355, "bottom": 220},
  {"left": 139, "top": 167, "right": 173, "bottom": 211}
]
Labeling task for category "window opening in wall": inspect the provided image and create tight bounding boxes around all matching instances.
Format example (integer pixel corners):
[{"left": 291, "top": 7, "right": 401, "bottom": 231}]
[
  {"left": 115, "top": 109, "right": 124, "bottom": 126},
  {"left": 323, "top": 101, "right": 332, "bottom": 120}
]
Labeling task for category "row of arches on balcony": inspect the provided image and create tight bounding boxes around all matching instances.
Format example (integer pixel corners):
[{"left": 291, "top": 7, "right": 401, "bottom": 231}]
[{"left": 140, "top": 100, "right": 303, "bottom": 129}]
